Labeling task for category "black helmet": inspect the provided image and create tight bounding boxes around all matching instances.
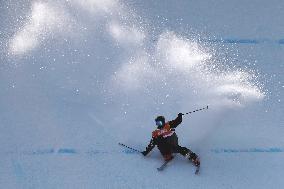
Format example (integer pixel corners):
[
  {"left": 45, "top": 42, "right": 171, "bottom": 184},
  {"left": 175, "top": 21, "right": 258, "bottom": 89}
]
[{"left": 155, "top": 116, "right": 165, "bottom": 128}]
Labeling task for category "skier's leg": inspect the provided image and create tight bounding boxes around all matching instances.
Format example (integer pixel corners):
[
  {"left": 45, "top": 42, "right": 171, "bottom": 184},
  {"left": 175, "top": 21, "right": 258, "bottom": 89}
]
[
  {"left": 185, "top": 151, "right": 200, "bottom": 167},
  {"left": 167, "top": 133, "right": 200, "bottom": 166},
  {"left": 174, "top": 145, "right": 200, "bottom": 167},
  {"left": 173, "top": 145, "right": 189, "bottom": 156}
]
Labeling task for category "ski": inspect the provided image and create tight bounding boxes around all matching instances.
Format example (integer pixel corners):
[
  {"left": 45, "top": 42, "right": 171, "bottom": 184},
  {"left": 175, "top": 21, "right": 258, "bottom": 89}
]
[
  {"left": 195, "top": 165, "right": 200, "bottom": 175},
  {"left": 157, "top": 160, "right": 170, "bottom": 171},
  {"left": 193, "top": 157, "right": 200, "bottom": 175},
  {"left": 157, "top": 158, "right": 174, "bottom": 171},
  {"left": 118, "top": 143, "right": 142, "bottom": 153}
]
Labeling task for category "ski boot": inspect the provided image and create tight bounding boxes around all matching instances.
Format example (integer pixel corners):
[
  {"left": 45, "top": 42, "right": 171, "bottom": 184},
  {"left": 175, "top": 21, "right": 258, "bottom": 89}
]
[{"left": 185, "top": 152, "right": 200, "bottom": 167}]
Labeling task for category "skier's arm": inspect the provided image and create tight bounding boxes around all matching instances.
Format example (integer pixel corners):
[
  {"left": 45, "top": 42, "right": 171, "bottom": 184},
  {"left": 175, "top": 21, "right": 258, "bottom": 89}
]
[
  {"left": 142, "top": 138, "right": 156, "bottom": 156},
  {"left": 168, "top": 113, "right": 183, "bottom": 128}
]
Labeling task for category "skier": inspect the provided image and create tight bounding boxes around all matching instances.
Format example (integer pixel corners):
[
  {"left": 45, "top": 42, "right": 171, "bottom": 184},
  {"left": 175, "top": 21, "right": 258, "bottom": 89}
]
[{"left": 142, "top": 113, "right": 200, "bottom": 167}]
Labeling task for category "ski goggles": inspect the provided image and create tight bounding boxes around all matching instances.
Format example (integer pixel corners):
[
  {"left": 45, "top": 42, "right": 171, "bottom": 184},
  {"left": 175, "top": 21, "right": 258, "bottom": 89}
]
[{"left": 155, "top": 120, "right": 163, "bottom": 127}]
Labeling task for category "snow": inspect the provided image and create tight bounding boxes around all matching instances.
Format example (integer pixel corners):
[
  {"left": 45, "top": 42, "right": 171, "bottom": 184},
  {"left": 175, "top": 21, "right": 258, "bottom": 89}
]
[{"left": 0, "top": 0, "right": 283, "bottom": 188}]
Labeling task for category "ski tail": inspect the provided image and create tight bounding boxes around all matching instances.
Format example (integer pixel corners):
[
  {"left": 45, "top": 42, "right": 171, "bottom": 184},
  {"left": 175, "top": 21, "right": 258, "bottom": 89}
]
[{"left": 195, "top": 165, "right": 200, "bottom": 174}]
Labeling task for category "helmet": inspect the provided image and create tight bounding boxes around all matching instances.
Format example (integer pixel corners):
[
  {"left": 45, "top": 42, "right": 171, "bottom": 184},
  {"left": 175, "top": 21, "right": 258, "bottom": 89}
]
[{"left": 155, "top": 116, "right": 165, "bottom": 129}]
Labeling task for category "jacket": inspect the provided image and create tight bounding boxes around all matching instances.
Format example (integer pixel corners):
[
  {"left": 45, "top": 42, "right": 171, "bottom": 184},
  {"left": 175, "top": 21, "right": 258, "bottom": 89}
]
[{"left": 143, "top": 114, "right": 182, "bottom": 155}]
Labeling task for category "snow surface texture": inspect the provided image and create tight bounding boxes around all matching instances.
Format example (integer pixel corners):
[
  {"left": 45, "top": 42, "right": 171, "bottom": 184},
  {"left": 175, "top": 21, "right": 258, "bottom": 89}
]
[{"left": 0, "top": 0, "right": 283, "bottom": 188}]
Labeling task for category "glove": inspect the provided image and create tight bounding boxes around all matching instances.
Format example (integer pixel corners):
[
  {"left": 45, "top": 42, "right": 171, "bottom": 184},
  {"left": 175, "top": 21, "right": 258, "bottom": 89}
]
[
  {"left": 141, "top": 151, "right": 148, "bottom": 156},
  {"left": 178, "top": 113, "right": 183, "bottom": 117}
]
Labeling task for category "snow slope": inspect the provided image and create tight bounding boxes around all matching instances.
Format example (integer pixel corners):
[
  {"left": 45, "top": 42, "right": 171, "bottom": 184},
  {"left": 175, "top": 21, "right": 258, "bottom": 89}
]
[{"left": 0, "top": 0, "right": 283, "bottom": 188}]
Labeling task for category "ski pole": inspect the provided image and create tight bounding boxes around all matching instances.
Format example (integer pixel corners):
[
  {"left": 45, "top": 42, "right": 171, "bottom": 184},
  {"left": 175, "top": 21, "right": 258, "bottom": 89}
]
[
  {"left": 118, "top": 143, "right": 142, "bottom": 153},
  {"left": 182, "top": 105, "right": 209, "bottom": 115}
]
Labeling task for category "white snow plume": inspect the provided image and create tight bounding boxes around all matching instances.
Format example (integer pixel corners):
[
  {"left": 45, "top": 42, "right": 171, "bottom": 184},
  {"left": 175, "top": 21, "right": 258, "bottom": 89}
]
[
  {"left": 108, "top": 21, "right": 146, "bottom": 46},
  {"left": 8, "top": 0, "right": 143, "bottom": 55},
  {"left": 70, "top": 0, "right": 118, "bottom": 14},
  {"left": 113, "top": 31, "right": 264, "bottom": 109},
  {"left": 208, "top": 71, "right": 265, "bottom": 107},
  {"left": 9, "top": 1, "right": 73, "bottom": 55},
  {"left": 156, "top": 32, "right": 211, "bottom": 71},
  {"left": 114, "top": 54, "right": 150, "bottom": 91},
  {"left": 5, "top": 0, "right": 265, "bottom": 144}
]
